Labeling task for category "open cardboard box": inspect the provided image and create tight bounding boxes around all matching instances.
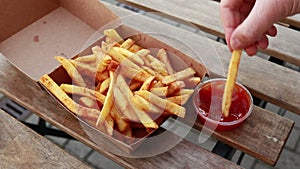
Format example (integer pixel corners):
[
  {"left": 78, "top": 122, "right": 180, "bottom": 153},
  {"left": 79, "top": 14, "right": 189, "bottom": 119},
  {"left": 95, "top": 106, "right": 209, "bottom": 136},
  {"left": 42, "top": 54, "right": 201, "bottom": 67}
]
[{"left": 0, "top": 0, "right": 208, "bottom": 154}]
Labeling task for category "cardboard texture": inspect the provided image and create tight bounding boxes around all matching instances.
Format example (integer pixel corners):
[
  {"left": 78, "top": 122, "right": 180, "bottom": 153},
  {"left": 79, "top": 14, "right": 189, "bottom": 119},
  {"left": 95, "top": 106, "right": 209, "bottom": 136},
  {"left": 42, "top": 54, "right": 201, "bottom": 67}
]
[{"left": 0, "top": 0, "right": 208, "bottom": 153}]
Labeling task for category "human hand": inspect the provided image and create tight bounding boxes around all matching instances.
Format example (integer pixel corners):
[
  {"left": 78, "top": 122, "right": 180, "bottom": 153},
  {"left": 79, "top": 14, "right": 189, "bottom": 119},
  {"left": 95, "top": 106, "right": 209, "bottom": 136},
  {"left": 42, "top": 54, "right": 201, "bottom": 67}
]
[{"left": 220, "top": 0, "right": 300, "bottom": 56}]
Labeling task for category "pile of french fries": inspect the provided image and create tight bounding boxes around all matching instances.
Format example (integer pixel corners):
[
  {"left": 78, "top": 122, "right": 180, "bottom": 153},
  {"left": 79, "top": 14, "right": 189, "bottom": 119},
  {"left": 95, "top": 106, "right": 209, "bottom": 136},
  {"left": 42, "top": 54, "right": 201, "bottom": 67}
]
[{"left": 39, "top": 29, "right": 201, "bottom": 143}]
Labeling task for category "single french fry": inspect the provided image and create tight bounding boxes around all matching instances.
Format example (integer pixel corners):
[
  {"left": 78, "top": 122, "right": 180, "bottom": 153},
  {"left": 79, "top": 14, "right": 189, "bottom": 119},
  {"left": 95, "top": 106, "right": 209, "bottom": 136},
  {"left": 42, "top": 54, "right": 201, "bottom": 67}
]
[
  {"left": 79, "top": 97, "right": 96, "bottom": 108},
  {"left": 174, "top": 89, "right": 194, "bottom": 96},
  {"left": 107, "top": 48, "right": 142, "bottom": 71},
  {"left": 120, "top": 38, "right": 135, "bottom": 49},
  {"left": 60, "top": 84, "right": 105, "bottom": 104},
  {"left": 96, "top": 71, "right": 115, "bottom": 126},
  {"left": 99, "top": 77, "right": 110, "bottom": 93},
  {"left": 74, "top": 54, "right": 97, "bottom": 63},
  {"left": 184, "top": 77, "right": 201, "bottom": 88},
  {"left": 104, "top": 29, "right": 124, "bottom": 44},
  {"left": 157, "top": 49, "right": 175, "bottom": 74},
  {"left": 166, "top": 94, "right": 192, "bottom": 105},
  {"left": 222, "top": 50, "right": 242, "bottom": 117},
  {"left": 150, "top": 87, "right": 168, "bottom": 97},
  {"left": 55, "top": 56, "right": 87, "bottom": 87},
  {"left": 39, "top": 75, "right": 99, "bottom": 120},
  {"left": 135, "top": 90, "right": 186, "bottom": 118},
  {"left": 162, "top": 67, "right": 196, "bottom": 85},
  {"left": 140, "top": 76, "right": 156, "bottom": 91},
  {"left": 113, "top": 47, "right": 144, "bottom": 65},
  {"left": 146, "top": 55, "right": 168, "bottom": 76},
  {"left": 132, "top": 95, "right": 162, "bottom": 114}
]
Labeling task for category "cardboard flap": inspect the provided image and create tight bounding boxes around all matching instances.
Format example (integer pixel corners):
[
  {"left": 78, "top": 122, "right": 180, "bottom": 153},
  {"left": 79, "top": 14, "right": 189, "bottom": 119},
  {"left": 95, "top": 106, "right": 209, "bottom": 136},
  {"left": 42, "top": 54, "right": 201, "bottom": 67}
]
[
  {"left": 0, "top": 8, "right": 96, "bottom": 81},
  {"left": 0, "top": 0, "right": 120, "bottom": 81},
  {"left": 60, "top": 0, "right": 119, "bottom": 30},
  {"left": 0, "top": 0, "right": 59, "bottom": 42}
]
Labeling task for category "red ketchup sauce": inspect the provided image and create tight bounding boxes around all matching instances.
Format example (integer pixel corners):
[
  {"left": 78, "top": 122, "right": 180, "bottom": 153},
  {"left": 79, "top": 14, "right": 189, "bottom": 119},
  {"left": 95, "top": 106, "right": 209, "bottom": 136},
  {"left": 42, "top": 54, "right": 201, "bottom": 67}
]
[{"left": 195, "top": 80, "right": 252, "bottom": 130}]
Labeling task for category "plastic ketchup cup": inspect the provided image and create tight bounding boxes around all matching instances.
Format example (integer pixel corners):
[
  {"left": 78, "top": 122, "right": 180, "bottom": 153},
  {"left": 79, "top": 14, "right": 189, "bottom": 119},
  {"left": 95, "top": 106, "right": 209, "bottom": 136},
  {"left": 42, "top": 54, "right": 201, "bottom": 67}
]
[{"left": 193, "top": 78, "right": 253, "bottom": 131}]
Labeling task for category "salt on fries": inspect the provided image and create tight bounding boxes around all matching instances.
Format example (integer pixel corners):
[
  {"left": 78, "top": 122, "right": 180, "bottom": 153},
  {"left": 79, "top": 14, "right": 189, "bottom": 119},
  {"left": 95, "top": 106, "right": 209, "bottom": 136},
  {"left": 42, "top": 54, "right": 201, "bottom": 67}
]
[
  {"left": 39, "top": 29, "right": 202, "bottom": 143},
  {"left": 222, "top": 50, "right": 242, "bottom": 117}
]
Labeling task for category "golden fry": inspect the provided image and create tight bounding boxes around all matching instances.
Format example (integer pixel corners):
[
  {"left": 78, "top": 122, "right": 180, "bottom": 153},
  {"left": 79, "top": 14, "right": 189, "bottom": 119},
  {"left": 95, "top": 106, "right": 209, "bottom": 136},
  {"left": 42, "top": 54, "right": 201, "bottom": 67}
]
[
  {"left": 113, "top": 47, "right": 144, "bottom": 65},
  {"left": 128, "top": 44, "right": 142, "bottom": 53},
  {"left": 166, "top": 94, "right": 192, "bottom": 105},
  {"left": 140, "top": 76, "right": 156, "bottom": 91},
  {"left": 135, "top": 90, "right": 186, "bottom": 118},
  {"left": 60, "top": 84, "right": 105, "bottom": 104},
  {"left": 120, "top": 38, "right": 135, "bottom": 49},
  {"left": 132, "top": 95, "right": 162, "bottom": 114},
  {"left": 157, "top": 49, "right": 175, "bottom": 74},
  {"left": 162, "top": 67, "right": 196, "bottom": 85},
  {"left": 79, "top": 97, "right": 96, "bottom": 108},
  {"left": 55, "top": 56, "right": 87, "bottom": 87},
  {"left": 146, "top": 55, "right": 168, "bottom": 76},
  {"left": 150, "top": 87, "right": 168, "bottom": 97},
  {"left": 39, "top": 75, "right": 99, "bottom": 120},
  {"left": 222, "top": 50, "right": 242, "bottom": 117},
  {"left": 99, "top": 77, "right": 110, "bottom": 93},
  {"left": 184, "top": 77, "right": 201, "bottom": 88},
  {"left": 96, "top": 71, "right": 115, "bottom": 126},
  {"left": 129, "top": 81, "right": 143, "bottom": 91},
  {"left": 108, "top": 48, "right": 142, "bottom": 71},
  {"left": 104, "top": 29, "right": 124, "bottom": 44},
  {"left": 74, "top": 54, "right": 97, "bottom": 63}
]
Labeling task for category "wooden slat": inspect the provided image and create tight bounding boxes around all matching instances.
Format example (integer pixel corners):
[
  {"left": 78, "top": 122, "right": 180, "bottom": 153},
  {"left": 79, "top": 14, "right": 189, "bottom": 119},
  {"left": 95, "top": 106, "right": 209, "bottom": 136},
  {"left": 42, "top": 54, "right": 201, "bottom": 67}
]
[
  {"left": 0, "top": 3, "right": 294, "bottom": 166},
  {"left": 119, "top": 0, "right": 300, "bottom": 66},
  {"left": 107, "top": 3, "right": 300, "bottom": 115},
  {"left": 282, "top": 14, "right": 300, "bottom": 28},
  {"left": 0, "top": 57, "right": 242, "bottom": 168},
  {"left": 0, "top": 109, "right": 91, "bottom": 169}
]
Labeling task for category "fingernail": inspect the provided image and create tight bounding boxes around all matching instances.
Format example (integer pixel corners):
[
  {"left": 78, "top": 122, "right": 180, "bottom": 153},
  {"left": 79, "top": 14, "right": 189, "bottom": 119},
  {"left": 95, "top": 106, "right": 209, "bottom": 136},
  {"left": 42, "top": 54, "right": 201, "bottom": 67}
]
[{"left": 231, "top": 38, "right": 242, "bottom": 49}]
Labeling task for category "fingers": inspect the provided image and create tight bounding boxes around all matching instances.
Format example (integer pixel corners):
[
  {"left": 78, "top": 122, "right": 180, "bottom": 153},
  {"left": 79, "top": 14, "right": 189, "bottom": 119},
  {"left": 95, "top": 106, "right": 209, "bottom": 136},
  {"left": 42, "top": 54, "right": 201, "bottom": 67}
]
[
  {"left": 266, "top": 25, "right": 277, "bottom": 37},
  {"left": 244, "top": 44, "right": 257, "bottom": 56},
  {"left": 257, "top": 35, "right": 269, "bottom": 50}
]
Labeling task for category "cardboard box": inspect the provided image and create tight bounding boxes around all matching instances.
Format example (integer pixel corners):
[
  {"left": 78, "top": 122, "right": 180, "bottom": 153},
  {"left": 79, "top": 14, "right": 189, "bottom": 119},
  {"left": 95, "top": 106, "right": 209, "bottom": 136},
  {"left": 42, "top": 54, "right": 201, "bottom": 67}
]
[{"left": 0, "top": 0, "right": 208, "bottom": 154}]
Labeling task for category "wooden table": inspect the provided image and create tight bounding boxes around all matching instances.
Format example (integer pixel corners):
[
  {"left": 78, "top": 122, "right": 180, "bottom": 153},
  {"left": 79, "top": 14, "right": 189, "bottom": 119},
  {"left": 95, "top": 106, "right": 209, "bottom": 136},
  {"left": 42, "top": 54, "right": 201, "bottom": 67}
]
[
  {"left": 0, "top": 109, "right": 91, "bottom": 169},
  {"left": 0, "top": 1, "right": 297, "bottom": 168}
]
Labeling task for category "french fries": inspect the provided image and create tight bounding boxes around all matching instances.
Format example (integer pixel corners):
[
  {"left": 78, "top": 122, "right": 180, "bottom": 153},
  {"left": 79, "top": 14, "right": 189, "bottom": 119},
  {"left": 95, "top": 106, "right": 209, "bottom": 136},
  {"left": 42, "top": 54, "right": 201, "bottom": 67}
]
[
  {"left": 39, "top": 28, "right": 203, "bottom": 143},
  {"left": 222, "top": 50, "right": 242, "bottom": 117}
]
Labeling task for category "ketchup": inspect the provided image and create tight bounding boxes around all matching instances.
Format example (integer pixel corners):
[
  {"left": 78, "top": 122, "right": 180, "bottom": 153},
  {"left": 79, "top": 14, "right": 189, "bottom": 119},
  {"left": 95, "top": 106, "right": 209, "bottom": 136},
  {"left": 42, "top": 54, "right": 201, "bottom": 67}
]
[{"left": 197, "top": 80, "right": 251, "bottom": 123}]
